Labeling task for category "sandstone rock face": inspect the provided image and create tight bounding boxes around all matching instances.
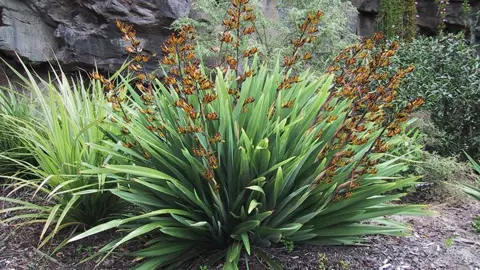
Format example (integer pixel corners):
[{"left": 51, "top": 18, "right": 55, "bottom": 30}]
[
  {"left": 354, "top": 0, "right": 480, "bottom": 42},
  {"left": 0, "top": 0, "right": 192, "bottom": 71}
]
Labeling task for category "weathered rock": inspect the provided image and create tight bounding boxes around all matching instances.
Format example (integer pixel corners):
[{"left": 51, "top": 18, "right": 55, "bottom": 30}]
[
  {"left": 0, "top": 0, "right": 192, "bottom": 71},
  {"left": 0, "top": 0, "right": 58, "bottom": 62},
  {"left": 351, "top": 0, "right": 379, "bottom": 14},
  {"left": 353, "top": 0, "right": 480, "bottom": 41}
]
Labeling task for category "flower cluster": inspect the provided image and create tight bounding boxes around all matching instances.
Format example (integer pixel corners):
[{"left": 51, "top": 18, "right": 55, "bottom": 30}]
[
  {"left": 218, "top": 0, "right": 259, "bottom": 105},
  {"left": 159, "top": 25, "right": 223, "bottom": 188},
  {"left": 315, "top": 33, "right": 424, "bottom": 200},
  {"left": 284, "top": 10, "right": 323, "bottom": 68}
]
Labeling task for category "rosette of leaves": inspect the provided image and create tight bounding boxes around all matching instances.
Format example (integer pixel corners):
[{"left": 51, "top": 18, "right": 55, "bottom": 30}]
[{"left": 69, "top": 22, "right": 428, "bottom": 269}]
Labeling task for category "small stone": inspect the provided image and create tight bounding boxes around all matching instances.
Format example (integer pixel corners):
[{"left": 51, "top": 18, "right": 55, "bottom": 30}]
[{"left": 103, "top": 259, "right": 114, "bottom": 268}]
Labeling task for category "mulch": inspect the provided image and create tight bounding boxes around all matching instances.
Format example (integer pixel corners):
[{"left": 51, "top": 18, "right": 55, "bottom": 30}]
[{"left": 1, "top": 197, "right": 479, "bottom": 270}]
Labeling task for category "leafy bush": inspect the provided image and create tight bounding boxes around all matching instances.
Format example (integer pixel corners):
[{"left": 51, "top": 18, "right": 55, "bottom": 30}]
[
  {"left": 175, "top": 0, "right": 358, "bottom": 71},
  {"left": 394, "top": 33, "right": 480, "bottom": 158},
  {"left": 0, "top": 62, "right": 128, "bottom": 247},
  {"left": 68, "top": 7, "right": 427, "bottom": 267}
]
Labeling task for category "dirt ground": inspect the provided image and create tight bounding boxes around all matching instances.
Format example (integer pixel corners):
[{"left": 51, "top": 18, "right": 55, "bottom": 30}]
[{"left": 1, "top": 200, "right": 479, "bottom": 270}]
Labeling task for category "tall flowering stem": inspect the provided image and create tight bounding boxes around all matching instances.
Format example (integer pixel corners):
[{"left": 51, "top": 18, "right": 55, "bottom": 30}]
[
  {"left": 317, "top": 33, "right": 424, "bottom": 198},
  {"left": 219, "top": 0, "right": 258, "bottom": 102},
  {"left": 436, "top": 0, "right": 450, "bottom": 34}
]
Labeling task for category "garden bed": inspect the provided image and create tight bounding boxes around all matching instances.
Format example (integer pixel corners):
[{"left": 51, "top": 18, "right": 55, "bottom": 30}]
[{"left": 1, "top": 200, "right": 479, "bottom": 270}]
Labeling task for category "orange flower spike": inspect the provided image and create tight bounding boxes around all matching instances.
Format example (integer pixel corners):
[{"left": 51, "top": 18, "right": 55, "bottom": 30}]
[
  {"left": 174, "top": 99, "right": 186, "bottom": 108},
  {"left": 303, "top": 52, "right": 312, "bottom": 60},
  {"left": 404, "top": 65, "right": 415, "bottom": 73},
  {"left": 203, "top": 93, "right": 218, "bottom": 104},
  {"left": 242, "top": 26, "right": 255, "bottom": 35},
  {"left": 344, "top": 192, "right": 353, "bottom": 199},
  {"left": 207, "top": 112, "right": 219, "bottom": 120},
  {"left": 284, "top": 56, "right": 296, "bottom": 67},
  {"left": 115, "top": 19, "right": 123, "bottom": 29},
  {"left": 185, "top": 51, "right": 195, "bottom": 60},
  {"left": 209, "top": 133, "right": 222, "bottom": 144},
  {"left": 326, "top": 115, "right": 338, "bottom": 123},
  {"left": 412, "top": 97, "right": 425, "bottom": 108},
  {"left": 281, "top": 100, "right": 295, "bottom": 108},
  {"left": 188, "top": 110, "right": 199, "bottom": 119},
  {"left": 208, "top": 155, "right": 219, "bottom": 169},
  {"left": 203, "top": 169, "right": 215, "bottom": 181},
  {"left": 243, "top": 13, "right": 256, "bottom": 22},
  {"left": 244, "top": 97, "right": 255, "bottom": 104},
  {"left": 221, "top": 32, "right": 234, "bottom": 43}
]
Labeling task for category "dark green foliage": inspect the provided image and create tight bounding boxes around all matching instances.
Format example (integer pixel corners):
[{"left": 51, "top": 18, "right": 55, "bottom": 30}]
[{"left": 394, "top": 34, "right": 480, "bottom": 158}]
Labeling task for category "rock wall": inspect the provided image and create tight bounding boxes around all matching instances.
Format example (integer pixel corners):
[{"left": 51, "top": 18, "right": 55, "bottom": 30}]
[
  {"left": 0, "top": 0, "right": 192, "bottom": 72},
  {"left": 353, "top": 0, "right": 480, "bottom": 42}
]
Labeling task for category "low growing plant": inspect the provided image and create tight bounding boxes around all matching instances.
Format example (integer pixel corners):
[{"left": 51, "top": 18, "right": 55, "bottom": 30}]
[
  {"left": 0, "top": 62, "right": 128, "bottom": 247},
  {"left": 69, "top": 4, "right": 427, "bottom": 268},
  {"left": 459, "top": 154, "right": 480, "bottom": 231}
]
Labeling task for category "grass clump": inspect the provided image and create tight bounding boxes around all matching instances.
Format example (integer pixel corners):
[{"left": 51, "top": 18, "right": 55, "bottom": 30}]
[{"left": 0, "top": 62, "right": 128, "bottom": 248}]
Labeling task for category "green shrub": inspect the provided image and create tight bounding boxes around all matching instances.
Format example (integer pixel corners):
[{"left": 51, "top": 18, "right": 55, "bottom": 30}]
[
  {"left": 175, "top": 0, "right": 358, "bottom": 71},
  {"left": 69, "top": 12, "right": 428, "bottom": 267},
  {"left": 394, "top": 33, "right": 480, "bottom": 158},
  {"left": 0, "top": 62, "right": 128, "bottom": 247}
]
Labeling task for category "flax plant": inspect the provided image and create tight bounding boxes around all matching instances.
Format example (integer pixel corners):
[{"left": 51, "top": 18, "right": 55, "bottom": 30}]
[
  {"left": 68, "top": 2, "right": 429, "bottom": 268},
  {"left": 0, "top": 61, "right": 128, "bottom": 247}
]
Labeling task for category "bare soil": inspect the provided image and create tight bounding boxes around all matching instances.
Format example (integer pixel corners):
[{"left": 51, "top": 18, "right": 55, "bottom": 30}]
[{"left": 1, "top": 200, "right": 479, "bottom": 270}]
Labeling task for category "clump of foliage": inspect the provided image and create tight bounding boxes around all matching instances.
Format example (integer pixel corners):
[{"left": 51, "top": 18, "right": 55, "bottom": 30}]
[
  {"left": 68, "top": 1, "right": 427, "bottom": 268},
  {"left": 394, "top": 33, "right": 480, "bottom": 158},
  {"left": 410, "top": 151, "right": 477, "bottom": 202},
  {"left": 174, "top": 0, "right": 358, "bottom": 71},
  {"left": 0, "top": 85, "right": 34, "bottom": 176},
  {"left": 378, "top": 0, "right": 417, "bottom": 40},
  {"left": 0, "top": 63, "right": 128, "bottom": 247}
]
